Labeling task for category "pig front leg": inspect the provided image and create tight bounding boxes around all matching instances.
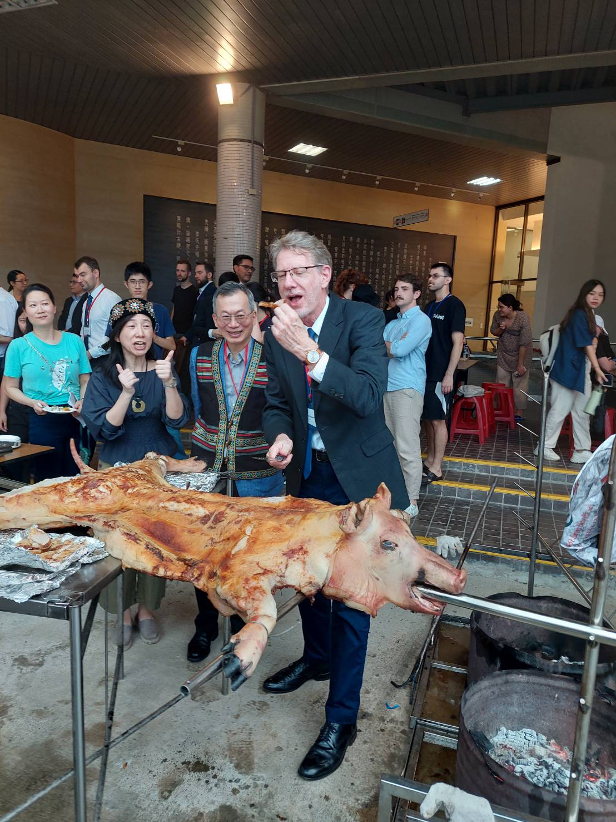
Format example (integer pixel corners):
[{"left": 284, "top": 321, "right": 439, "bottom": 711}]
[{"left": 221, "top": 590, "right": 277, "bottom": 691}]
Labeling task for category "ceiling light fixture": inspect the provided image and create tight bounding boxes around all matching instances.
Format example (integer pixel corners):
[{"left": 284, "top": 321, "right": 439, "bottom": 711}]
[
  {"left": 414, "top": 183, "right": 419, "bottom": 192},
  {"left": 305, "top": 164, "right": 312, "bottom": 174},
  {"left": 342, "top": 169, "right": 349, "bottom": 181},
  {"left": 289, "top": 143, "right": 327, "bottom": 157},
  {"left": 176, "top": 140, "right": 184, "bottom": 153},
  {"left": 375, "top": 176, "right": 382, "bottom": 186},
  {"left": 467, "top": 176, "right": 502, "bottom": 186},
  {"left": 216, "top": 83, "right": 234, "bottom": 105},
  {"left": 450, "top": 189, "right": 455, "bottom": 197}
]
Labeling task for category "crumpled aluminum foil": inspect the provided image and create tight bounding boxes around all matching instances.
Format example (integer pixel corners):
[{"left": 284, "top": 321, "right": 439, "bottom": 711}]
[
  {"left": 0, "top": 528, "right": 107, "bottom": 603},
  {"left": 164, "top": 471, "right": 221, "bottom": 492}
]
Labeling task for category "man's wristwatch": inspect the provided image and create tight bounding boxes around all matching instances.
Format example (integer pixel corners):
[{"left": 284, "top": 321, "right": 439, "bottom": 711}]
[{"left": 305, "top": 348, "right": 322, "bottom": 366}]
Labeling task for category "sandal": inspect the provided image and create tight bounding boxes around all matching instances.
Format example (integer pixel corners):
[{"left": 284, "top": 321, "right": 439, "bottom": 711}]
[
  {"left": 422, "top": 462, "right": 431, "bottom": 476},
  {"left": 422, "top": 470, "right": 444, "bottom": 484}
]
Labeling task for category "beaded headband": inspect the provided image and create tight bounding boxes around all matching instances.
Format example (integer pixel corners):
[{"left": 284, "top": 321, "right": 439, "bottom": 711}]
[{"left": 109, "top": 298, "right": 156, "bottom": 328}]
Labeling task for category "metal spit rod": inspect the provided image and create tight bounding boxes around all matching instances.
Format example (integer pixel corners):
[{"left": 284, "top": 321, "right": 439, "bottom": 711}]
[
  {"left": 564, "top": 436, "right": 616, "bottom": 822},
  {"left": 392, "top": 481, "right": 497, "bottom": 691},
  {"left": 415, "top": 585, "right": 616, "bottom": 649},
  {"left": 181, "top": 591, "right": 306, "bottom": 697},
  {"left": 528, "top": 368, "right": 549, "bottom": 597}
]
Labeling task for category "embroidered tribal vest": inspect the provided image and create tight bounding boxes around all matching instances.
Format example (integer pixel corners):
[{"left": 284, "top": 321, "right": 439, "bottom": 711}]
[{"left": 191, "top": 339, "right": 276, "bottom": 480}]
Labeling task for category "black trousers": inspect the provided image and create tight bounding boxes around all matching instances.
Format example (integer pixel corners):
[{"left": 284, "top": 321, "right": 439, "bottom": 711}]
[{"left": 298, "top": 459, "right": 370, "bottom": 725}]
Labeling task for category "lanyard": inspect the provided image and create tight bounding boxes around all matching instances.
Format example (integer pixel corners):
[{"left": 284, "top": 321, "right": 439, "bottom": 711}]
[
  {"left": 85, "top": 287, "right": 106, "bottom": 326},
  {"left": 427, "top": 292, "right": 450, "bottom": 318},
  {"left": 223, "top": 342, "right": 249, "bottom": 396}
]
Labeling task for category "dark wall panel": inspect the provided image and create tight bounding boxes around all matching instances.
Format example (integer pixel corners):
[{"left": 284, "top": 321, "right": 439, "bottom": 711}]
[{"left": 144, "top": 195, "right": 456, "bottom": 309}]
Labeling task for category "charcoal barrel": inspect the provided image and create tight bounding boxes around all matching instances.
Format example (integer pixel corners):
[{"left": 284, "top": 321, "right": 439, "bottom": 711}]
[
  {"left": 457, "top": 670, "right": 616, "bottom": 821},
  {"left": 468, "top": 592, "right": 616, "bottom": 686}
]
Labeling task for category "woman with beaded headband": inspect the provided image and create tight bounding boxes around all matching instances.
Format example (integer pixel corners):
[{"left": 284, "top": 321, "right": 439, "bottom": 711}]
[{"left": 82, "top": 298, "right": 192, "bottom": 648}]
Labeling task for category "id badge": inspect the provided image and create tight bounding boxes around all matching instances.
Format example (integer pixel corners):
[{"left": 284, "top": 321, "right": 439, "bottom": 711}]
[
  {"left": 83, "top": 326, "right": 91, "bottom": 336},
  {"left": 307, "top": 407, "right": 316, "bottom": 428}
]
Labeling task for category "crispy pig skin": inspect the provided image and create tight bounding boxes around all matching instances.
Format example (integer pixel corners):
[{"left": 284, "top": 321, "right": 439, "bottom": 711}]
[{"left": 0, "top": 454, "right": 466, "bottom": 687}]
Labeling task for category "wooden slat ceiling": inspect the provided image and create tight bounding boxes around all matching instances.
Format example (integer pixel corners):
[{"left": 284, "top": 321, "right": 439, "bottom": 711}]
[{"left": 1, "top": 0, "right": 613, "bottom": 204}]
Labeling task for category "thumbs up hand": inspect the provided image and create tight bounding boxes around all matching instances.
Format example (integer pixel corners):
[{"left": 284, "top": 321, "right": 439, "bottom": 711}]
[
  {"left": 117, "top": 363, "right": 139, "bottom": 396},
  {"left": 155, "top": 350, "right": 175, "bottom": 386}
]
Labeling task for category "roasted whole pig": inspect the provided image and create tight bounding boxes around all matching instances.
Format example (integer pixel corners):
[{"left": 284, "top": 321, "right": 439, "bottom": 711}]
[{"left": 0, "top": 453, "right": 466, "bottom": 689}]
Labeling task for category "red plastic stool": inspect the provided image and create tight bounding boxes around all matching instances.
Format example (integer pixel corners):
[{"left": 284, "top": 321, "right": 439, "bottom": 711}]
[
  {"left": 449, "top": 396, "right": 487, "bottom": 444},
  {"left": 482, "top": 382, "right": 516, "bottom": 430},
  {"left": 606, "top": 408, "right": 615, "bottom": 437},
  {"left": 482, "top": 390, "right": 496, "bottom": 436}
]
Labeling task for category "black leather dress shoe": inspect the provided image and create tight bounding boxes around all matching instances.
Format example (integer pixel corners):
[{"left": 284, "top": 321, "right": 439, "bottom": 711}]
[
  {"left": 187, "top": 631, "right": 218, "bottom": 663},
  {"left": 262, "top": 658, "right": 330, "bottom": 694},
  {"left": 298, "top": 722, "right": 357, "bottom": 780}
]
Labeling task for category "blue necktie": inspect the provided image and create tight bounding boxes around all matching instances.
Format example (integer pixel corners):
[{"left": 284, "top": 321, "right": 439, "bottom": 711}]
[
  {"left": 83, "top": 294, "right": 93, "bottom": 352},
  {"left": 303, "top": 328, "right": 318, "bottom": 479}
]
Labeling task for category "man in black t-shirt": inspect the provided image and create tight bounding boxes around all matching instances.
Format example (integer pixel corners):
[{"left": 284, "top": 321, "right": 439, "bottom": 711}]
[
  {"left": 421, "top": 263, "right": 466, "bottom": 484},
  {"left": 171, "top": 258, "right": 198, "bottom": 395}
]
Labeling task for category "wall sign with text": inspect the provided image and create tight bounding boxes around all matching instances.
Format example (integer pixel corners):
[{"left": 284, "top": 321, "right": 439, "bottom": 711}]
[{"left": 143, "top": 195, "right": 456, "bottom": 308}]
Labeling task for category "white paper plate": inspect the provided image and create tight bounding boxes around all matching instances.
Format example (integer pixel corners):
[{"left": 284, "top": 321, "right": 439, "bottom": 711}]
[{"left": 43, "top": 405, "right": 74, "bottom": 414}]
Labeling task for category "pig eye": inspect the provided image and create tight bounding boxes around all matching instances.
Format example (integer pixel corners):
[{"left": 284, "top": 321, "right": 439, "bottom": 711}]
[{"left": 381, "top": 539, "right": 397, "bottom": 551}]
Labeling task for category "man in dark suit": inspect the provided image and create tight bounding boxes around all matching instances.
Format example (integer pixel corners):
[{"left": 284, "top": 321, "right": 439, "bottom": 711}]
[
  {"left": 186, "top": 260, "right": 216, "bottom": 347},
  {"left": 58, "top": 272, "right": 86, "bottom": 333},
  {"left": 262, "top": 230, "right": 409, "bottom": 781}
]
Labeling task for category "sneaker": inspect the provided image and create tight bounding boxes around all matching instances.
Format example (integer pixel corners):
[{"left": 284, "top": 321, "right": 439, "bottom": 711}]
[
  {"left": 570, "top": 450, "right": 593, "bottom": 464},
  {"left": 404, "top": 502, "right": 419, "bottom": 518},
  {"left": 534, "top": 446, "right": 559, "bottom": 461}
]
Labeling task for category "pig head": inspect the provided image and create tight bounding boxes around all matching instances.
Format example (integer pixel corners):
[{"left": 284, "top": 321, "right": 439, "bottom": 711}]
[{"left": 323, "top": 484, "right": 466, "bottom": 617}]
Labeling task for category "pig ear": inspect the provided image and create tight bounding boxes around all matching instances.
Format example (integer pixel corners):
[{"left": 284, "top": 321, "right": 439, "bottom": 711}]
[
  {"left": 373, "top": 483, "right": 391, "bottom": 508},
  {"left": 339, "top": 499, "right": 374, "bottom": 534}
]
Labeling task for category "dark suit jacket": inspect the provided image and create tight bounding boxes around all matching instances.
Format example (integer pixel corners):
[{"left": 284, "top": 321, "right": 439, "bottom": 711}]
[
  {"left": 187, "top": 281, "right": 215, "bottom": 346},
  {"left": 58, "top": 294, "right": 87, "bottom": 334},
  {"left": 263, "top": 293, "right": 409, "bottom": 508}
]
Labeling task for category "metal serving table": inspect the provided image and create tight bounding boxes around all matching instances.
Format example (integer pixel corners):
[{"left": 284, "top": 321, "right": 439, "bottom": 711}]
[{"left": 0, "top": 556, "right": 122, "bottom": 822}]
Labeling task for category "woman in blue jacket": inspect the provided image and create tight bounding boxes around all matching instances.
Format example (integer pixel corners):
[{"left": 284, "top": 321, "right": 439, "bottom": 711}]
[{"left": 539, "top": 279, "right": 606, "bottom": 464}]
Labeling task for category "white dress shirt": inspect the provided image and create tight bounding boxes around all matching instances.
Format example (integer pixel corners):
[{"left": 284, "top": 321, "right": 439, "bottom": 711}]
[
  {"left": 305, "top": 297, "right": 330, "bottom": 452},
  {"left": 0, "top": 288, "right": 18, "bottom": 357},
  {"left": 80, "top": 283, "right": 122, "bottom": 359}
]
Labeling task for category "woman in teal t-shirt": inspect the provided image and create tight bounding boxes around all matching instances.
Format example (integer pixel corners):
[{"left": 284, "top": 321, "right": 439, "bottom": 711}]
[{"left": 4, "top": 283, "right": 91, "bottom": 479}]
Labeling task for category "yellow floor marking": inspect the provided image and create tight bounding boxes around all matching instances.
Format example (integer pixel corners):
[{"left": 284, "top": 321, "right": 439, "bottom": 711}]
[
  {"left": 435, "top": 478, "right": 569, "bottom": 502},
  {"left": 422, "top": 452, "right": 577, "bottom": 476}
]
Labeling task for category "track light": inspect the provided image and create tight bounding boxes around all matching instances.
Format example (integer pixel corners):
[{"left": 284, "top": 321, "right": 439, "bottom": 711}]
[
  {"left": 176, "top": 141, "right": 184, "bottom": 153},
  {"left": 375, "top": 176, "right": 382, "bottom": 186},
  {"left": 342, "top": 169, "right": 349, "bottom": 181},
  {"left": 305, "top": 164, "right": 312, "bottom": 174},
  {"left": 450, "top": 189, "right": 455, "bottom": 197},
  {"left": 414, "top": 183, "right": 419, "bottom": 192}
]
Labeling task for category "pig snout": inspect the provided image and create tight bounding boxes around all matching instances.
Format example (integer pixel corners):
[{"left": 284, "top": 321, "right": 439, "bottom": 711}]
[{"left": 420, "top": 553, "right": 467, "bottom": 594}]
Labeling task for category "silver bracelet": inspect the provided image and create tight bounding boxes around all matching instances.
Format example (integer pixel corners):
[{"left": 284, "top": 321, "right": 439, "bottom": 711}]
[{"left": 163, "top": 379, "right": 178, "bottom": 389}]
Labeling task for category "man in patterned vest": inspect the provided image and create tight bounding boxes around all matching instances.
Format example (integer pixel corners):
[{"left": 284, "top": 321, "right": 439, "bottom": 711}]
[{"left": 186, "top": 281, "right": 283, "bottom": 662}]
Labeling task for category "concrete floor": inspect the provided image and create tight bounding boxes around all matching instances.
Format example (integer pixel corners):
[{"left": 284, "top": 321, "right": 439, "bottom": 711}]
[{"left": 1, "top": 557, "right": 613, "bottom": 822}]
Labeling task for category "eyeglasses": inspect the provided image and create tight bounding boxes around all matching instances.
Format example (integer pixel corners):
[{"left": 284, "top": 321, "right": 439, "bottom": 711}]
[
  {"left": 270, "top": 265, "right": 323, "bottom": 284},
  {"left": 239, "top": 264, "right": 255, "bottom": 273},
  {"left": 14, "top": 278, "right": 28, "bottom": 285},
  {"left": 216, "top": 312, "right": 254, "bottom": 325},
  {"left": 127, "top": 279, "right": 149, "bottom": 287}
]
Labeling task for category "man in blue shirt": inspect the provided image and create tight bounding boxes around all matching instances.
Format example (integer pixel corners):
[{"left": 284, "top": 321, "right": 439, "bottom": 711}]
[{"left": 383, "top": 274, "right": 432, "bottom": 518}]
